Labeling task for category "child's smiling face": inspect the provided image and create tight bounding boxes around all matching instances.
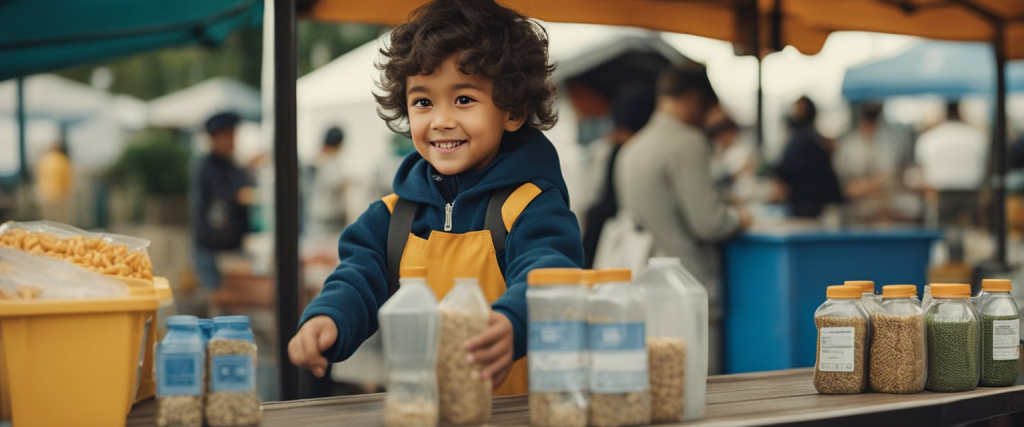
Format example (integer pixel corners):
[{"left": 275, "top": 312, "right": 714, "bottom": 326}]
[{"left": 406, "top": 54, "right": 525, "bottom": 176}]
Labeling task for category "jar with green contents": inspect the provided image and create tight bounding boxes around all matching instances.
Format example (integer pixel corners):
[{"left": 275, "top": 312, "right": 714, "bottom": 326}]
[
  {"left": 925, "top": 284, "right": 980, "bottom": 392},
  {"left": 976, "top": 279, "right": 1020, "bottom": 387}
]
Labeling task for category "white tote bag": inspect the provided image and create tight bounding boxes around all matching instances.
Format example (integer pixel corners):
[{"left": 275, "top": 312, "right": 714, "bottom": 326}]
[{"left": 593, "top": 213, "right": 654, "bottom": 274}]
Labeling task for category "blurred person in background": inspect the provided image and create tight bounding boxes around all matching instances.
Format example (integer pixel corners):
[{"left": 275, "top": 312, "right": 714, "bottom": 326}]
[
  {"left": 191, "top": 112, "right": 255, "bottom": 289},
  {"left": 833, "top": 103, "right": 912, "bottom": 222},
  {"left": 581, "top": 84, "right": 656, "bottom": 268},
  {"left": 914, "top": 101, "right": 987, "bottom": 227},
  {"left": 305, "top": 126, "right": 349, "bottom": 238},
  {"left": 35, "top": 141, "right": 74, "bottom": 224},
  {"left": 773, "top": 96, "right": 845, "bottom": 218},
  {"left": 616, "top": 62, "right": 751, "bottom": 308},
  {"left": 705, "top": 107, "right": 756, "bottom": 198}
]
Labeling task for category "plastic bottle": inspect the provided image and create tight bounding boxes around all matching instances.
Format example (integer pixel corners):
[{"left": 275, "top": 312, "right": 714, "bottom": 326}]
[
  {"left": 526, "top": 268, "right": 587, "bottom": 427},
  {"left": 587, "top": 269, "right": 650, "bottom": 427},
  {"left": 813, "top": 285, "right": 869, "bottom": 394},
  {"left": 845, "top": 281, "right": 881, "bottom": 314},
  {"left": 634, "top": 257, "right": 707, "bottom": 421},
  {"left": 379, "top": 267, "right": 441, "bottom": 427},
  {"left": 869, "top": 285, "right": 926, "bottom": 394},
  {"left": 156, "top": 315, "right": 204, "bottom": 427},
  {"left": 206, "top": 316, "right": 260, "bottom": 426},
  {"left": 437, "top": 278, "right": 492, "bottom": 425},
  {"left": 924, "top": 284, "right": 981, "bottom": 392},
  {"left": 976, "top": 279, "right": 1020, "bottom": 387}
]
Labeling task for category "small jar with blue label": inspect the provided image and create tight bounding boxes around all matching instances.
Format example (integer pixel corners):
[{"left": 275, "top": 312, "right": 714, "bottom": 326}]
[
  {"left": 206, "top": 316, "right": 261, "bottom": 426},
  {"left": 527, "top": 268, "right": 587, "bottom": 427},
  {"left": 156, "top": 315, "right": 204, "bottom": 427},
  {"left": 587, "top": 269, "right": 651, "bottom": 427}
]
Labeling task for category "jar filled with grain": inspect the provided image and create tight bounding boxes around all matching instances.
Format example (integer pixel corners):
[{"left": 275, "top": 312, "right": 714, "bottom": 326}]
[
  {"left": 206, "top": 316, "right": 261, "bottom": 426},
  {"left": 437, "top": 278, "right": 492, "bottom": 426},
  {"left": 845, "top": 281, "right": 882, "bottom": 314},
  {"left": 156, "top": 315, "right": 204, "bottom": 427},
  {"left": 379, "top": 267, "right": 441, "bottom": 427},
  {"left": 526, "top": 268, "right": 587, "bottom": 427},
  {"left": 587, "top": 269, "right": 651, "bottom": 427},
  {"left": 634, "top": 257, "right": 706, "bottom": 422},
  {"left": 869, "top": 285, "right": 926, "bottom": 394},
  {"left": 975, "top": 279, "right": 1020, "bottom": 387},
  {"left": 925, "top": 284, "right": 980, "bottom": 392},
  {"left": 813, "top": 285, "right": 869, "bottom": 394}
]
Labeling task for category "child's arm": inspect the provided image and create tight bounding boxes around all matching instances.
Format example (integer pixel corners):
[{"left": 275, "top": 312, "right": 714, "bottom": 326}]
[
  {"left": 467, "top": 185, "right": 584, "bottom": 383},
  {"left": 289, "top": 200, "right": 392, "bottom": 375}
]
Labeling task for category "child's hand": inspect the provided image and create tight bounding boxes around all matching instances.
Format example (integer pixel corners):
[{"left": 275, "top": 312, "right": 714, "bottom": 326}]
[
  {"left": 465, "top": 310, "right": 515, "bottom": 389},
  {"left": 288, "top": 315, "right": 338, "bottom": 378}
]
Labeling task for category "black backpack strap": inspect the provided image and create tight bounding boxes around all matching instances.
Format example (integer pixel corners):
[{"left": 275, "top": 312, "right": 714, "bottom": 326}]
[
  {"left": 386, "top": 198, "right": 417, "bottom": 297},
  {"left": 485, "top": 185, "right": 519, "bottom": 255}
]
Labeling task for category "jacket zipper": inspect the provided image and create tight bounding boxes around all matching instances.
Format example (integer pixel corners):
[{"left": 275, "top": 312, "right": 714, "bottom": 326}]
[{"left": 444, "top": 203, "right": 453, "bottom": 232}]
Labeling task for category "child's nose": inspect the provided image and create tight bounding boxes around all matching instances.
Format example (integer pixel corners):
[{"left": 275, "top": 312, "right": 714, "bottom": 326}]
[{"left": 431, "top": 105, "right": 457, "bottom": 131}]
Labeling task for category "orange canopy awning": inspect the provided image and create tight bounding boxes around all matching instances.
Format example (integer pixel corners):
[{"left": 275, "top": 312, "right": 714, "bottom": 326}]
[{"left": 306, "top": 0, "right": 1024, "bottom": 59}]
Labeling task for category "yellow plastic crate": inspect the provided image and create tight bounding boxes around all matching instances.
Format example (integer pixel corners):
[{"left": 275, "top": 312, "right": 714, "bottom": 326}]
[{"left": 0, "top": 277, "right": 172, "bottom": 427}]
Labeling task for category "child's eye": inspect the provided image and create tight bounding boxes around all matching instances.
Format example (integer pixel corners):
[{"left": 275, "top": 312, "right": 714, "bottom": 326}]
[
  {"left": 455, "top": 96, "right": 475, "bottom": 105},
  {"left": 412, "top": 98, "right": 432, "bottom": 108}
]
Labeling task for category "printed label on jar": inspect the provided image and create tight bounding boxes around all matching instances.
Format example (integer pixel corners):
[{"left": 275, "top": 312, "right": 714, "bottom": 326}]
[
  {"left": 529, "top": 320, "right": 587, "bottom": 393},
  {"left": 157, "top": 353, "right": 202, "bottom": 396},
  {"left": 587, "top": 322, "right": 648, "bottom": 393},
  {"left": 211, "top": 354, "right": 255, "bottom": 392},
  {"left": 992, "top": 320, "right": 1020, "bottom": 361},
  {"left": 818, "top": 327, "right": 855, "bottom": 372}
]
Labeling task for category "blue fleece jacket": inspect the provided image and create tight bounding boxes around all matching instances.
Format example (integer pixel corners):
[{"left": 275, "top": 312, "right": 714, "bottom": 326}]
[{"left": 300, "top": 129, "right": 584, "bottom": 363}]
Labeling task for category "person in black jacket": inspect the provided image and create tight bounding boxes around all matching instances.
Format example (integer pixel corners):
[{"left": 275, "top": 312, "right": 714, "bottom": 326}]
[
  {"left": 191, "top": 112, "right": 254, "bottom": 288},
  {"left": 774, "top": 96, "right": 845, "bottom": 217}
]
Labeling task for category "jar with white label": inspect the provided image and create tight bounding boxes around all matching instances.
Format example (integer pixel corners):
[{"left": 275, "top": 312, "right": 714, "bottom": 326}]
[
  {"left": 587, "top": 269, "right": 650, "bottom": 427},
  {"left": 976, "top": 279, "right": 1020, "bottom": 387},
  {"left": 526, "top": 268, "right": 587, "bottom": 427},
  {"left": 813, "top": 285, "right": 869, "bottom": 394},
  {"left": 156, "top": 315, "right": 204, "bottom": 427}
]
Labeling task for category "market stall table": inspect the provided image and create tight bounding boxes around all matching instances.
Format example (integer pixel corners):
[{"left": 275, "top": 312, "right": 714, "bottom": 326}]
[{"left": 127, "top": 368, "right": 1024, "bottom": 426}]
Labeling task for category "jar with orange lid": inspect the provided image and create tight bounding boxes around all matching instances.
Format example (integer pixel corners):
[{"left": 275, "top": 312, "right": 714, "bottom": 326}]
[
  {"left": 586, "top": 269, "right": 650, "bottom": 427},
  {"left": 975, "top": 279, "right": 1020, "bottom": 387},
  {"left": 813, "top": 285, "right": 869, "bottom": 394},
  {"left": 526, "top": 268, "right": 587, "bottom": 427},
  {"left": 845, "top": 281, "right": 881, "bottom": 314},
  {"left": 869, "top": 285, "right": 926, "bottom": 394},
  {"left": 925, "top": 284, "right": 980, "bottom": 392}
]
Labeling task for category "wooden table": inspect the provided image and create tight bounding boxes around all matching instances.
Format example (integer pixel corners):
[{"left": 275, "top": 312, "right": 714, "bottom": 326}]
[{"left": 127, "top": 368, "right": 1024, "bottom": 426}]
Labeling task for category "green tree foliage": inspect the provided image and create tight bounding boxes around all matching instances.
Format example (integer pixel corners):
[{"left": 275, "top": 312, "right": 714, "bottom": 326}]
[{"left": 110, "top": 130, "right": 191, "bottom": 195}]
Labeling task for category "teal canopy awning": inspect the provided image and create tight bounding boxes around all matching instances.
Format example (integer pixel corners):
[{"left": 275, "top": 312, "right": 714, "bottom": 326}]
[{"left": 0, "top": 0, "right": 263, "bottom": 81}]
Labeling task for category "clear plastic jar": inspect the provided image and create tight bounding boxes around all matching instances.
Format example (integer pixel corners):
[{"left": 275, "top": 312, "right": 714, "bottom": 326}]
[
  {"left": 587, "top": 269, "right": 651, "bottom": 427},
  {"left": 869, "top": 285, "right": 926, "bottom": 394},
  {"left": 379, "top": 267, "right": 441, "bottom": 427},
  {"left": 526, "top": 268, "right": 587, "bottom": 427},
  {"left": 156, "top": 315, "right": 204, "bottom": 427},
  {"left": 925, "top": 284, "right": 981, "bottom": 392},
  {"left": 813, "top": 285, "right": 869, "bottom": 394},
  {"left": 976, "top": 279, "right": 1020, "bottom": 387},
  {"left": 437, "top": 278, "right": 491, "bottom": 426},
  {"left": 845, "top": 281, "right": 881, "bottom": 314},
  {"left": 634, "top": 257, "right": 706, "bottom": 422},
  {"left": 206, "top": 316, "right": 261, "bottom": 426}
]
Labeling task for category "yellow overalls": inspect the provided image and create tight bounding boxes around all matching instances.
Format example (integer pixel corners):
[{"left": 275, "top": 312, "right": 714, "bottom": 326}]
[{"left": 382, "top": 182, "right": 541, "bottom": 396}]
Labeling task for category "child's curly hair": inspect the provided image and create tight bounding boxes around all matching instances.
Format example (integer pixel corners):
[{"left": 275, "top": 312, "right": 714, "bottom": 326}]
[{"left": 374, "top": 0, "right": 557, "bottom": 137}]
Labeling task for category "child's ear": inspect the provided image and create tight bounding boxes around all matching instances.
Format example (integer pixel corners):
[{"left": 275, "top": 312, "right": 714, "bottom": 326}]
[{"left": 504, "top": 114, "right": 527, "bottom": 132}]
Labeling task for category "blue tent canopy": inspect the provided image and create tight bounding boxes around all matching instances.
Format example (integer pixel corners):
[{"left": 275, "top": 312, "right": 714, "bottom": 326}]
[
  {"left": 0, "top": 0, "right": 263, "bottom": 81},
  {"left": 842, "top": 41, "right": 1024, "bottom": 102}
]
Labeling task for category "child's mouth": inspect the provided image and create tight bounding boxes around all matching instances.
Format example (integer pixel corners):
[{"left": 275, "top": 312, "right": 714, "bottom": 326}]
[{"left": 430, "top": 140, "right": 466, "bottom": 153}]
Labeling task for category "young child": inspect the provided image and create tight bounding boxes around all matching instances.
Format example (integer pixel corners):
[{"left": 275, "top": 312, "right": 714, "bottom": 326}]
[{"left": 288, "top": 0, "right": 584, "bottom": 396}]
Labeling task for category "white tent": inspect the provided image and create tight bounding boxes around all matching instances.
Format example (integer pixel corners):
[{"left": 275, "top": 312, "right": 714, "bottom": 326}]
[
  {"left": 148, "top": 77, "right": 261, "bottom": 129},
  {"left": 296, "top": 22, "right": 686, "bottom": 213}
]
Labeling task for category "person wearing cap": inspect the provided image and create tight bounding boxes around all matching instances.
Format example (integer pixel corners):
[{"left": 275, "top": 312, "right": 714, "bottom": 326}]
[
  {"left": 191, "top": 111, "right": 255, "bottom": 289},
  {"left": 305, "top": 126, "right": 350, "bottom": 237}
]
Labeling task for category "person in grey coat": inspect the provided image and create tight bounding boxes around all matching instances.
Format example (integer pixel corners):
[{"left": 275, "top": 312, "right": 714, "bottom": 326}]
[{"left": 615, "top": 63, "right": 751, "bottom": 303}]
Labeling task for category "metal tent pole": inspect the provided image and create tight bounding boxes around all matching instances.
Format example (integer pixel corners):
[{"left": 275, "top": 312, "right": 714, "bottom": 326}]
[
  {"left": 993, "top": 22, "right": 1008, "bottom": 268},
  {"left": 273, "top": 0, "right": 300, "bottom": 401},
  {"left": 17, "top": 77, "right": 27, "bottom": 183}
]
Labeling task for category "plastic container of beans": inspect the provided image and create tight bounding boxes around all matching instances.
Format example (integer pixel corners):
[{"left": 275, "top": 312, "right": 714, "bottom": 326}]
[
  {"left": 813, "top": 285, "right": 869, "bottom": 394},
  {"left": 869, "top": 285, "right": 926, "bottom": 394},
  {"left": 975, "top": 279, "right": 1020, "bottom": 387},
  {"left": 925, "top": 284, "right": 980, "bottom": 392}
]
